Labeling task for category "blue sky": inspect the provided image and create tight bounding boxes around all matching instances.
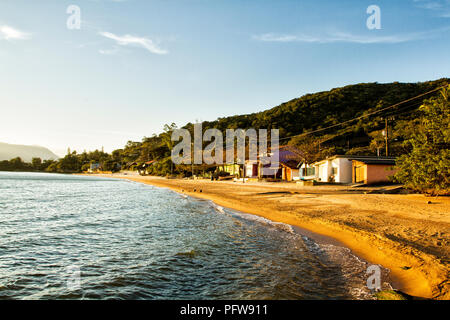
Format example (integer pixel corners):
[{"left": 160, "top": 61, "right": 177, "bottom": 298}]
[{"left": 0, "top": 0, "right": 449, "bottom": 156}]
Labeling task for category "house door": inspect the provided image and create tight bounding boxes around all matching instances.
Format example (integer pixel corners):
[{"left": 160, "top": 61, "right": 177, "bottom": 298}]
[
  {"left": 286, "top": 168, "right": 292, "bottom": 181},
  {"left": 319, "top": 166, "right": 326, "bottom": 181},
  {"left": 252, "top": 164, "right": 258, "bottom": 177},
  {"left": 354, "top": 166, "right": 365, "bottom": 183}
]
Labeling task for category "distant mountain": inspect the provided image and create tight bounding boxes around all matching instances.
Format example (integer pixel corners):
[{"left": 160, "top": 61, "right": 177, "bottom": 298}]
[{"left": 0, "top": 142, "right": 59, "bottom": 162}]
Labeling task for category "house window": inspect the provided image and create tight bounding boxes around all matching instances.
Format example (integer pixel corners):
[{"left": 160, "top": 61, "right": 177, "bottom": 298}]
[
  {"left": 302, "top": 167, "right": 315, "bottom": 176},
  {"left": 331, "top": 167, "right": 338, "bottom": 175}
]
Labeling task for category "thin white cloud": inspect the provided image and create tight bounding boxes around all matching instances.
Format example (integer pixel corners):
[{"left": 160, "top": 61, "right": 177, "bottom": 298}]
[
  {"left": 99, "top": 31, "right": 168, "bottom": 55},
  {"left": 0, "top": 25, "right": 31, "bottom": 40},
  {"left": 254, "top": 34, "right": 321, "bottom": 43},
  {"left": 99, "top": 47, "right": 120, "bottom": 55},
  {"left": 413, "top": 0, "right": 450, "bottom": 16},
  {"left": 253, "top": 28, "right": 449, "bottom": 44},
  {"left": 414, "top": 0, "right": 442, "bottom": 9}
]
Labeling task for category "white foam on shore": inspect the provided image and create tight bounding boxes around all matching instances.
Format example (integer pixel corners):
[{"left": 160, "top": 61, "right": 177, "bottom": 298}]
[
  {"left": 208, "top": 201, "right": 296, "bottom": 234},
  {"left": 233, "top": 212, "right": 296, "bottom": 234},
  {"left": 211, "top": 202, "right": 226, "bottom": 214}
]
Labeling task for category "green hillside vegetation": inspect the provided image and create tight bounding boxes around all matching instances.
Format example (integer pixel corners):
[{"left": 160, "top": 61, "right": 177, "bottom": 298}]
[
  {"left": 0, "top": 149, "right": 117, "bottom": 174},
  {"left": 0, "top": 157, "right": 56, "bottom": 172},
  {"left": 394, "top": 87, "right": 449, "bottom": 194},
  {"left": 113, "top": 78, "right": 448, "bottom": 174}
]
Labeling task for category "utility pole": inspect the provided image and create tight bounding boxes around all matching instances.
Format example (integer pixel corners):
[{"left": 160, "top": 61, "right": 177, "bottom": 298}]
[
  {"left": 191, "top": 142, "right": 194, "bottom": 179},
  {"left": 384, "top": 117, "right": 389, "bottom": 157}
]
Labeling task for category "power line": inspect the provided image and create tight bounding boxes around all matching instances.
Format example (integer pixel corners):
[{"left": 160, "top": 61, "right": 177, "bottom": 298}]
[
  {"left": 384, "top": 101, "right": 423, "bottom": 117},
  {"left": 389, "top": 106, "right": 423, "bottom": 118},
  {"left": 278, "top": 85, "right": 447, "bottom": 142}
]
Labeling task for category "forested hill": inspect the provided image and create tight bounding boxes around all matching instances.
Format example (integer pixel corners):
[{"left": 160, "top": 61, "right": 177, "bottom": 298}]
[
  {"left": 198, "top": 78, "right": 447, "bottom": 136},
  {"left": 184, "top": 78, "right": 449, "bottom": 156},
  {"left": 114, "top": 78, "right": 449, "bottom": 168}
]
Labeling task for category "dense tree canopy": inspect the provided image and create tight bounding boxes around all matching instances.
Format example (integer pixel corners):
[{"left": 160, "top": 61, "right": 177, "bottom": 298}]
[
  {"left": 394, "top": 86, "right": 450, "bottom": 194},
  {"left": 108, "top": 78, "right": 448, "bottom": 179}
]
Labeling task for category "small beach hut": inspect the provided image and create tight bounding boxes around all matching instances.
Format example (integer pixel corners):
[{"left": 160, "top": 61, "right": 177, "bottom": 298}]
[{"left": 352, "top": 157, "right": 396, "bottom": 184}]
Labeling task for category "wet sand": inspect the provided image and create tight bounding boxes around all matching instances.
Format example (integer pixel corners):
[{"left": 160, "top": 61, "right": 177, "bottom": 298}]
[{"left": 93, "top": 174, "right": 449, "bottom": 299}]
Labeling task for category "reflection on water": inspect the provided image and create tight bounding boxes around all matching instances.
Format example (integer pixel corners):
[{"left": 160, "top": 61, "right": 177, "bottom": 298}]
[{"left": 0, "top": 172, "right": 391, "bottom": 299}]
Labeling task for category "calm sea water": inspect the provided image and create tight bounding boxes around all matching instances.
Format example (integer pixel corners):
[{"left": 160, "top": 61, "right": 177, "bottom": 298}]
[{"left": 0, "top": 172, "right": 391, "bottom": 300}]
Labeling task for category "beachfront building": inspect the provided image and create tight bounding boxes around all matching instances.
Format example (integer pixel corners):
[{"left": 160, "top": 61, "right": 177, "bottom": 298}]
[
  {"left": 313, "top": 156, "right": 353, "bottom": 183},
  {"left": 88, "top": 162, "right": 101, "bottom": 173},
  {"left": 298, "top": 163, "right": 316, "bottom": 181},
  {"left": 278, "top": 146, "right": 302, "bottom": 181},
  {"left": 245, "top": 160, "right": 259, "bottom": 178},
  {"left": 281, "top": 162, "right": 300, "bottom": 181},
  {"left": 298, "top": 156, "right": 353, "bottom": 183},
  {"left": 244, "top": 145, "right": 303, "bottom": 181},
  {"left": 298, "top": 155, "right": 396, "bottom": 184},
  {"left": 244, "top": 160, "right": 279, "bottom": 178},
  {"left": 222, "top": 163, "right": 241, "bottom": 176},
  {"left": 352, "top": 157, "right": 396, "bottom": 184},
  {"left": 125, "top": 162, "right": 138, "bottom": 171},
  {"left": 141, "top": 160, "right": 157, "bottom": 175}
]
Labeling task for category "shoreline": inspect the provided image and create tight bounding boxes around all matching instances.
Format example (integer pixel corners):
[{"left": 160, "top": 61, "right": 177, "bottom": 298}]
[{"left": 91, "top": 174, "right": 449, "bottom": 299}]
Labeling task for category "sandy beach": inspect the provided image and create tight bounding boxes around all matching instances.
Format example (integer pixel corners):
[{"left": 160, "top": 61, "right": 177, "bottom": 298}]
[{"left": 93, "top": 174, "right": 449, "bottom": 299}]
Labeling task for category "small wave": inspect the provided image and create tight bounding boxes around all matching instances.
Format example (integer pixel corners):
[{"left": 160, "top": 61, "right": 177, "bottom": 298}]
[
  {"left": 213, "top": 204, "right": 225, "bottom": 214},
  {"left": 270, "top": 222, "right": 295, "bottom": 234},
  {"left": 231, "top": 211, "right": 295, "bottom": 234},
  {"left": 205, "top": 200, "right": 227, "bottom": 215}
]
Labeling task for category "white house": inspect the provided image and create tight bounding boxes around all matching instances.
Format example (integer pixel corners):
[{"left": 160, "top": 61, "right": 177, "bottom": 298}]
[
  {"left": 245, "top": 160, "right": 280, "bottom": 178},
  {"left": 298, "top": 163, "right": 316, "bottom": 181},
  {"left": 299, "top": 156, "right": 354, "bottom": 183},
  {"left": 245, "top": 160, "right": 259, "bottom": 178},
  {"left": 299, "top": 155, "right": 396, "bottom": 184},
  {"left": 313, "top": 156, "right": 353, "bottom": 183}
]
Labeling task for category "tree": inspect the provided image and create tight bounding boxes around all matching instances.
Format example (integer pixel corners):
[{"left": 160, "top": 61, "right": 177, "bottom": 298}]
[
  {"left": 394, "top": 86, "right": 450, "bottom": 194},
  {"left": 289, "top": 135, "right": 322, "bottom": 167},
  {"left": 32, "top": 157, "right": 42, "bottom": 170},
  {"left": 57, "top": 152, "right": 81, "bottom": 173},
  {"left": 369, "top": 130, "right": 386, "bottom": 156},
  {"left": 45, "top": 162, "right": 58, "bottom": 173},
  {"left": 42, "top": 160, "right": 56, "bottom": 171},
  {"left": 161, "top": 123, "right": 177, "bottom": 174},
  {"left": 112, "top": 149, "right": 123, "bottom": 162},
  {"left": 103, "top": 159, "right": 120, "bottom": 172}
]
